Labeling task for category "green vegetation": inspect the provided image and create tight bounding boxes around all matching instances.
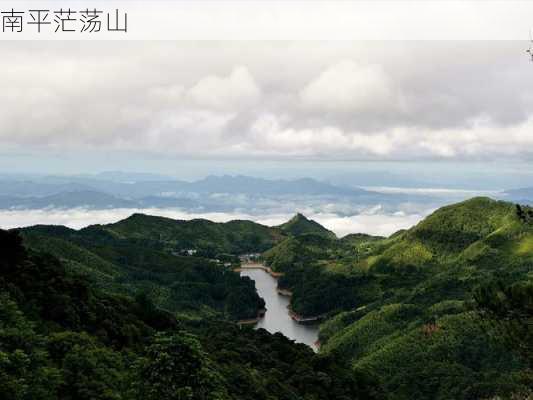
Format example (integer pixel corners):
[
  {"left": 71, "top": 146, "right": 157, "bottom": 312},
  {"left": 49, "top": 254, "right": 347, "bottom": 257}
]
[
  {"left": 17, "top": 212, "right": 340, "bottom": 320},
  {"left": 18, "top": 217, "right": 278, "bottom": 321},
  {"left": 265, "top": 197, "right": 533, "bottom": 398},
  {"left": 3, "top": 197, "right": 533, "bottom": 399},
  {"left": 277, "top": 213, "right": 336, "bottom": 238},
  {"left": 93, "top": 213, "right": 284, "bottom": 255},
  {"left": 475, "top": 279, "right": 533, "bottom": 368},
  {"left": 0, "top": 229, "right": 380, "bottom": 399}
]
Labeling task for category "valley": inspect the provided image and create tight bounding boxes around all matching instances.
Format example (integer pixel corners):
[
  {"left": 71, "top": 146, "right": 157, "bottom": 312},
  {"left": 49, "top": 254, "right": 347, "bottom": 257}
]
[
  {"left": 6, "top": 30, "right": 533, "bottom": 400},
  {"left": 1, "top": 196, "right": 532, "bottom": 399},
  {"left": 240, "top": 268, "right": 320, "bottom": 350}
]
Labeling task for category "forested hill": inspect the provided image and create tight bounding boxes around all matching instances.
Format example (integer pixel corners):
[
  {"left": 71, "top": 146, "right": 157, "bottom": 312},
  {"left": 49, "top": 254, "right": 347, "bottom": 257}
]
[
  {"left": 20, "top": 211, "right": 336, "bottom": 260},
  {"left": 277, "top": 212, "right": 336, "bottom": 238},
  {"left": 0, "top": 229, "right": 380, "bottom": 399},
  {"left": 93, "top": 213, "right": 285, "bottom": 255},
  {"left": 16, "top": 212, "right": 332, "bottom": 320},
  {"left": 9, "top": 197, "right": 533, "bottom": 398},
  {"left": 263, "top": 197, "right": 533, "bottom": 398},
  {"left": 17, "top": 219, "right": 272, "bottom": 321},
  {"left": 265, "top": 197, "right": 533, "bottom": 320}
]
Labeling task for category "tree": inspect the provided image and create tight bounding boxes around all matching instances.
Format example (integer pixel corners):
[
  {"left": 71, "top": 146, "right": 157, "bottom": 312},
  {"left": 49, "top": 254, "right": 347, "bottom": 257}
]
[
  {"left": 474, "top": 280, "right": 533, "bottom": 368},
  {"left": 0, "top": 294, "right": 61, "bottom": 400},
  {"left": 134, "top": 332, "right": 229, "bottom": 400}
]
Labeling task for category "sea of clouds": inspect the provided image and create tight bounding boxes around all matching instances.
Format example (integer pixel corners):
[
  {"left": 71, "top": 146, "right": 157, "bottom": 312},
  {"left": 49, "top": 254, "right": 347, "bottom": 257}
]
[{"left": 0, "top": 205, "right": 430, "bottom": 238}]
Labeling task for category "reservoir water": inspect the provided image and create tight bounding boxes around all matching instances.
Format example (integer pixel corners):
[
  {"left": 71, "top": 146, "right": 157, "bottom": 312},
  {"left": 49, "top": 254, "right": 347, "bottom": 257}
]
[{"left": 240, "top": 267, "right": 319, "bottom": 350}]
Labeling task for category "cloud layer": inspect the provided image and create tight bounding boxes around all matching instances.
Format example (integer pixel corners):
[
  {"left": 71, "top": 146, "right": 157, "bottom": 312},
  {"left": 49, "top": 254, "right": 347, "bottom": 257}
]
[
  {"left": 2, "top": 41, "right": 532, "bottom": 161},
  {"left": 0, "top": 206, "right": 426, "bottom": 237}
]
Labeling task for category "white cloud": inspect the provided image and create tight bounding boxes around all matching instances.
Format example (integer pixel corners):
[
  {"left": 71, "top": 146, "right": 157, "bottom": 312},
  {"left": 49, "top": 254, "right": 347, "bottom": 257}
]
[
  {"left": 187, "top": 66, "right": 260, "bottom": 110},
  {"left": 300, "top": 60, "right": 396, "bottom": 113},
  {"left": 246, "top": 113, "right": 395, "bottom": 156},
  {"left": 147, "top": 85, "right": 185, "bottom": 105},
  {"left": 311, "top": 211, "right": 424, "bottom": 237},
  {"left": 1, "top": 41, "right": 533, "bottom": 162},
  {"left": 0, "top": 207, "right": 426, "bottom": 237}
]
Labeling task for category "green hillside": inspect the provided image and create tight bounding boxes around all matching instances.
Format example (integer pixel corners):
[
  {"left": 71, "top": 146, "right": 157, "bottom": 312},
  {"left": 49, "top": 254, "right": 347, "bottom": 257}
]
[
  {"left": 19, "top": 213, "right": 333, "bottom": 320},
  {"left": 263, "top": 233, "right": 338, "bottom": 272},
  {"left": 101, "top": 213, "right": 285, "bottom": 255},
  {"left": 266, "top": 197, "right": 532, "bottom": 314},
  {"left": 277, "top": 213, "right": 336, "bottom": 238},
  {"left": 8, "top": 197, "right": 533, "bottom": 399},
  {"left": 0, "top": 229, "right": 379, "bottom": 400},
  {"left": 366, "top": 197, "right": 518, "bottom": 270},
  {"left": 18, "top": 216, "right": 280, "bottom": 321},
  {"left": 263, "top": 197, "right": 533, "bottom": 398}
]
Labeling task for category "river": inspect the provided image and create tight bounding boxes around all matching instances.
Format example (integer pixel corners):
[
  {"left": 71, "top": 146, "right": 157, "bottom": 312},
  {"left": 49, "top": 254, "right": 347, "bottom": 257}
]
[{"left": 240, "top": 268, "right": 319, "bottom": 351}]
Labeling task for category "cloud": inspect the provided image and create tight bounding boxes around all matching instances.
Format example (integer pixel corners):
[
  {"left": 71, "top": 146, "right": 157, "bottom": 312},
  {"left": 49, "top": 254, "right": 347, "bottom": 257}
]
[
  {"left": 0, "top": 206, "right": 426, "bottom": 237},
  {"left": 310, "top": 211, "right": 424, "bottom": 237},
  {"left": 147, "top": 84, "right": 185, "bottom": 105},
  {"left": 1, "top": 41, "right": 533, "bottom": 162},
  {"left": 300, "top": 60, "right": 396, "bottom": 114},
  {"left": 187, "top": 66, "right": 260, "bottom": 110},
  {"left": 245, "top": 113, "right": 395, "bottom": 156}
]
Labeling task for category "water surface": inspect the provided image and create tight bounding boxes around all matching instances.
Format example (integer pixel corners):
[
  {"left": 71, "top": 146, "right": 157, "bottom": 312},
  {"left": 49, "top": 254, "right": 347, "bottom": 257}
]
[{"left": 240, "top": 268, "right": 319, "bottom": 350}]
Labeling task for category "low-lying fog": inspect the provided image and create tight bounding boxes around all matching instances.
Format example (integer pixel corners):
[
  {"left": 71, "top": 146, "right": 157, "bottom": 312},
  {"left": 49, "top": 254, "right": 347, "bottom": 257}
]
[
  {"left": 0, "top": 205, "right": 428, "bottom": 238},
  {"left": 0, "top": 174, "right": 516, "bottom": 237}
]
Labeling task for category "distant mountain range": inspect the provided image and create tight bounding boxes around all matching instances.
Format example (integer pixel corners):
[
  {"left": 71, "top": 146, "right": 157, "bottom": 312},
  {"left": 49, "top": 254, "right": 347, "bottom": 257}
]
[
  {"left": 502, "top": 186, "right": 533, "bottom": 204},
  {"left": 183, "top": 175, "right": 369, "bottom": 197},
  {"left": 0, "top": 191, "right": 137, "bottom": 209},
  {"left": 2, "top": 172, "right": 532, "bottom": 212},
  {"left": 0, "top": 174, "right": 421, "bottom": 211},
  {"left": 0, "top": 175, "right": 369, "bottom": 198}
]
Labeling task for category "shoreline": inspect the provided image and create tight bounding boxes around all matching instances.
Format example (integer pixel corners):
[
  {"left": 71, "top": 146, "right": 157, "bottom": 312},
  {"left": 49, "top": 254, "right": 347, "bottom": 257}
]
[
  {"left": 288, "top": 308, "right": 326, "bottom": 324},
  {"left": 277, "top": 288, "right": 293, "bottom": 297},
  {"left": 237, "top": 308, "right": 266, "bottom": 325},
  {"left": 239, "top": 263, "right": 324, "bottom": 326},
  {"left": 234, "top": 262, "right": 285, "bottom": 278}
]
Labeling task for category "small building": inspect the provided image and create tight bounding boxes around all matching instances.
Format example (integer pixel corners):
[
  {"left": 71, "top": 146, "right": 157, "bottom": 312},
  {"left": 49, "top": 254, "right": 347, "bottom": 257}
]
[{"left": 239, "top": 253, "right": 262, "bottom": 263}]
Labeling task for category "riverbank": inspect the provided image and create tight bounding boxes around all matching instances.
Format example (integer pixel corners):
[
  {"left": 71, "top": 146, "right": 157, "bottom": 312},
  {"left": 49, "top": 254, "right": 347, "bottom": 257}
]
[
  {"left": 288, "top": 309, "right": 327, "bottom": 324},
  {"left": 234, "top": 262, "right": 285, "bottom": 278},
  {"left": 239, "top": 263, "right": 325, "bottom": 326},
  {"left": 237, "top": 308, "right": 266, "bottom": 325},
  {"left": 277, "top": 288, "right": 293, "bottom": 296},
  {"left": 239, "top": 268, "right": 319, "bottom": 350}
]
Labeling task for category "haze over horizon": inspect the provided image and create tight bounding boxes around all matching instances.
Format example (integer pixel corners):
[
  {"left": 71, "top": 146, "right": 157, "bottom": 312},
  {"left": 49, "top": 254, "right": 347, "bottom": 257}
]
[
  {"left": 0, "top": 170, "right": 527, "bottom": 237},
  {"left": 3, "top": 40, "right": 533, "bottom": 236}
]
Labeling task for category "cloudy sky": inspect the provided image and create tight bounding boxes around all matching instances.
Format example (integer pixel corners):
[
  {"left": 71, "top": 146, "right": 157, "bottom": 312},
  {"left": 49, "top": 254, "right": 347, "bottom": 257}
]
[
  {"left": 2, "top": 39, "right": 533, "bottom": 234},
  {"left": 2, "top": 40, "right": 533, "bottom": 174}
]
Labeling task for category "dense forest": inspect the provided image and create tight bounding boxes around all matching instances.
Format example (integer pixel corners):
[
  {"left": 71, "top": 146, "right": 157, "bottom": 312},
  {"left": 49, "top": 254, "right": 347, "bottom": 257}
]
[
  {"left": 18, "top": 218, "right": 279, "bottom": 321},
  {"left": 265, "top": 198, "right": 533, "bottom": 398},
  {"left": 2, "top": 197, "right": 532, "bottom": 399},
  {"left": 0, "top": 229, "right": 380, "bottom": 399}
]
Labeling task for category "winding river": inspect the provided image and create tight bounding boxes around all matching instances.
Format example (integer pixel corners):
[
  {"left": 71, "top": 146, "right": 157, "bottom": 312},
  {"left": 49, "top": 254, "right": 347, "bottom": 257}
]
[{"left": 240, "top": 267, "right": 319, "bottom": 350}]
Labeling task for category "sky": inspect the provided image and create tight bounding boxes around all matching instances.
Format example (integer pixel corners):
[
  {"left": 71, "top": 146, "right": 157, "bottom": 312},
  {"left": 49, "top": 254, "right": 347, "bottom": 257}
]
[
  {"left": 2, "top": 40, "right": 533, "bottom": 177},
  {"left": 2, "top": 38, "right": 533, "bottom": 233}
]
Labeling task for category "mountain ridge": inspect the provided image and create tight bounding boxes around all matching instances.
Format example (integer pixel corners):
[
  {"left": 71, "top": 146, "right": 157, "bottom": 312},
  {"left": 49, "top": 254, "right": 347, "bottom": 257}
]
[
  {"left": 277, "top": 212, "right": 336, "bottom": 238},
  {"left": 10, "top": 195, "right": 533, "bottom": 399}
]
